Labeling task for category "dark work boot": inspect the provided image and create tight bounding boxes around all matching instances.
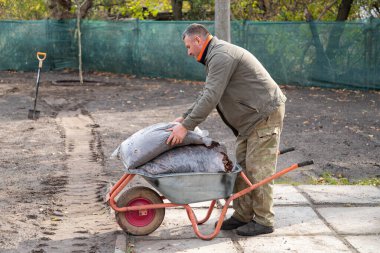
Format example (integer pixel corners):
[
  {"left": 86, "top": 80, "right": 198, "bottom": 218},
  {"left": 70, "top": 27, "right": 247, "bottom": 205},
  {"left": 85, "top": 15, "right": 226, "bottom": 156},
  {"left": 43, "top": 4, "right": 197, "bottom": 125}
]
[
  {"left": 236, "top": 220, "right": 274, "bottom": 236},
  {"left": 215, "top": 216, "right": 247, "bottom": 230}
]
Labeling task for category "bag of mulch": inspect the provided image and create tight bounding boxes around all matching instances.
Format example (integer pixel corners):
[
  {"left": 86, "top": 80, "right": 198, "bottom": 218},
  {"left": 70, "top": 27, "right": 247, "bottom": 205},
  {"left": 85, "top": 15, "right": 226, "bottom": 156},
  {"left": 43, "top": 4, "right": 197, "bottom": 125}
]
[
  {"left": 137, "top": 142, "right": 233, "bottom": 176},
  {"left": 111, "top": 122, "right": 212, "bottom": 170}
]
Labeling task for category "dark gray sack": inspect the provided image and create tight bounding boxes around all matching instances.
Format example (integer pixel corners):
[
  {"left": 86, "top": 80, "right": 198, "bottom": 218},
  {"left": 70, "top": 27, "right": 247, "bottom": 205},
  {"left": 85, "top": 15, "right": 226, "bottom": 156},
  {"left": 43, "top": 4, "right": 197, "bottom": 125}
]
[
  {"left": 112, "top": 122, "right": 212, "bottom": 170},
  {"left": 136, "top": 144, "right": 232, "bottom": 176}
]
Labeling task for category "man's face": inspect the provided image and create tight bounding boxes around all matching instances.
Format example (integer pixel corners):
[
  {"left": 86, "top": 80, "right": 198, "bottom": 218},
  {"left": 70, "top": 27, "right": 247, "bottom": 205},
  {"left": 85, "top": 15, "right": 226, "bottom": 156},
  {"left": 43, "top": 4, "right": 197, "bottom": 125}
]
[{"left": 183, "top": 35, "right": 204, "bottom": 59}]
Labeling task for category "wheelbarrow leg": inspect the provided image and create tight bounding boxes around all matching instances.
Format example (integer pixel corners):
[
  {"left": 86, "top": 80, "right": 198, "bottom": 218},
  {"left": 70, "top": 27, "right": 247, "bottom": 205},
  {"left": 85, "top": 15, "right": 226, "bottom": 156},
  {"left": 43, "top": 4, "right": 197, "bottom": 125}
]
[
  {"left": 183, "top": 161, "right": 314, "bottom": 240},
  {"left": 196, "top": 200, "right": 216, "bottom": 225},
  {"left": 184, "top": 198, "right": 233, "bottom": 240}
]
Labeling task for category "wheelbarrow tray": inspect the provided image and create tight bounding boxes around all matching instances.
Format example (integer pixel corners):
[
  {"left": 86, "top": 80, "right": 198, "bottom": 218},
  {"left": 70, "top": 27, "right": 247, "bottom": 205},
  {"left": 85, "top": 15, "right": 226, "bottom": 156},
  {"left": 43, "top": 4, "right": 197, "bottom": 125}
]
[{"left": 127, "top": 165, "right": 242, "bottom": 204}]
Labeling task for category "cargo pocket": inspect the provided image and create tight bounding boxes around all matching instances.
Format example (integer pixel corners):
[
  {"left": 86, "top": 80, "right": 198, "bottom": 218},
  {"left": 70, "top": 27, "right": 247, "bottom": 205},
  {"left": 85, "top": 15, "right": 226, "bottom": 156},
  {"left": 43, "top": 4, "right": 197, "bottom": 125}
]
[
  {"left": 257, "top": 127, "right": 280, "bottom": 139},
  {"left": 255, "top": 126, "right": 281, "bottom": 157}
]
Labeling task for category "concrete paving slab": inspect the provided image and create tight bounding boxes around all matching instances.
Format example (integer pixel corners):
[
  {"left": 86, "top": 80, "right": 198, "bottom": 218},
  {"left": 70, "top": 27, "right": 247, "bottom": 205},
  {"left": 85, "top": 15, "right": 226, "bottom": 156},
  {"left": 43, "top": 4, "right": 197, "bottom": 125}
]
[
  {"left": 274, "top": 184, "right": 309, "bottom": 205},
  {"left": 238, "top": 235, "right": 352, "bottom": 253},
  {"left": 120, "top": 185, "right": 380, "bottom": 253},
  {"left": 135, "top": 208, "right": 235, "bottom": 240},
  {"left": 114, "top": 233, "right": 127, "bottom": 253},
  {"left": 345, "top": 235, "right": 380, "bottom": 253},
  {"left": 273, "top": 206, "right": 332, "bottom": 235},
  {"left": 133, "top": 238, "right": 238, "bottom": 253},
  {"left": 298, "top": 185, "right": 380, "bottom": 204},
  {"left": 318, "top": 207, "right": 380, "bottom": 234}
]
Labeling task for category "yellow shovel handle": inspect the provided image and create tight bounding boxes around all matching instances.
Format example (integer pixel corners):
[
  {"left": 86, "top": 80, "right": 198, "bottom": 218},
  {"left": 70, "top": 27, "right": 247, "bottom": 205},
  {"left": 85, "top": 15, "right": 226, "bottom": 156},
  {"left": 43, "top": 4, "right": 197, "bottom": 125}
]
[{"left": 37, "top": 52, "right": 47, "bottom": 68}]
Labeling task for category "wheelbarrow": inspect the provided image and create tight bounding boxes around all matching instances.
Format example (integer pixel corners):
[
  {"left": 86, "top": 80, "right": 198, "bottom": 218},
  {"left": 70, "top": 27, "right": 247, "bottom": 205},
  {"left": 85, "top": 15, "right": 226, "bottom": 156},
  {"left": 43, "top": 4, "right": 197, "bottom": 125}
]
[{"left": 107, "top": 147, "right": 313, "bottom": 240}]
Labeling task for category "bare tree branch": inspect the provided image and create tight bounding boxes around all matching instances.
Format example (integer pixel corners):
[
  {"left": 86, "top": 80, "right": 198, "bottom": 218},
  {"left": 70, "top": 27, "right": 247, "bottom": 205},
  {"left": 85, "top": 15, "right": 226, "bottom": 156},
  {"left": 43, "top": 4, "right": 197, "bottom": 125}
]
[{"left": 317, "top": 0, "right": 338, "bottom": 20}]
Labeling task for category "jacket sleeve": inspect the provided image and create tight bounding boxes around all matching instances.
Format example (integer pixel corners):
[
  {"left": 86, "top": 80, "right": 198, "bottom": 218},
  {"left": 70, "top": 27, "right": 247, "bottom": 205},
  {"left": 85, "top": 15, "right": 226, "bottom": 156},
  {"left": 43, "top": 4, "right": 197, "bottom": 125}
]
[
  {"left": 182, "top": 52, "right": 238, "bottom": 130},
  {"left": 182, "top": 90, "right": 204, "bottom": 119}
]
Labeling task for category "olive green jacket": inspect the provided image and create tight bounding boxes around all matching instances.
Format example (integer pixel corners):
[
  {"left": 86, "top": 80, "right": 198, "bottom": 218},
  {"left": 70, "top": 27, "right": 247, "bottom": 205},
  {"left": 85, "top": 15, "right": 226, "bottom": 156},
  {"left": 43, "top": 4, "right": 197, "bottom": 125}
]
[{"left": 182, "top": 37, "right": 286, "bottom": 137}]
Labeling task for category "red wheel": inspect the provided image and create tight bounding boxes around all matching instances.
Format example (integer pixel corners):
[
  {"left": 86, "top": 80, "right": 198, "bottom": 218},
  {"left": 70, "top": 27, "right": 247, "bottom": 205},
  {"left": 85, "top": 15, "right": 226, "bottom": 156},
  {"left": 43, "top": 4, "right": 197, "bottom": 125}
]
[{"left": 115, "top": 186, "right": 165, "bottom": 235}]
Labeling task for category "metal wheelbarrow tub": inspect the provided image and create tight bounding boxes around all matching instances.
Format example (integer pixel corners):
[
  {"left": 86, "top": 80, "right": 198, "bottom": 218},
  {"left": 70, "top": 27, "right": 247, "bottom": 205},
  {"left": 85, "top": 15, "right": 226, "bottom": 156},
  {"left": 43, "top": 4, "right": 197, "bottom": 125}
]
[{"left": 140, "top": 165, "right": 242, "bottom": 204}]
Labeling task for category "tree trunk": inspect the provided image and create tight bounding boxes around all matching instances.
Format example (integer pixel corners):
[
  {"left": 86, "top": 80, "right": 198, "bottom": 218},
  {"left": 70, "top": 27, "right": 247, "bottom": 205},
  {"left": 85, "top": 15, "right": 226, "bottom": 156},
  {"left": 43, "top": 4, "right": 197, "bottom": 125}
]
[
  {"left": 259, "top": 0, "right": 271, "bottom": 19},
  {"left": 80, "top": 0, "right": 93, "bottom": 18},
  {"left": 325, "top": 0, "right": 353, "bottom": 58},
  {"left": 171, "top": 0, "right": 183, "bottom": 20},
  {"left": 336, "top": 0, "right": 353, "bottom": 21},
  {"left": 48, "top": 0, "right": 92, "bottom": 19},
  {"left": 47, "top": 0, "right": 73, "bottom": 19},
  {"left": 304, "top": 8, "right": 333, "bottom": 84}
]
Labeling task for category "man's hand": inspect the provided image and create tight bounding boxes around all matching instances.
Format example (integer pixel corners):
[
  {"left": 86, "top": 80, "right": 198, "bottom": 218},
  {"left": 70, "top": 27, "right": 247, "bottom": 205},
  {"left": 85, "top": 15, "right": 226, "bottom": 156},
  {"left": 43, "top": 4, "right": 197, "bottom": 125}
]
[{"left": 166, "top": 124, "right": 188, "bottom": 146}]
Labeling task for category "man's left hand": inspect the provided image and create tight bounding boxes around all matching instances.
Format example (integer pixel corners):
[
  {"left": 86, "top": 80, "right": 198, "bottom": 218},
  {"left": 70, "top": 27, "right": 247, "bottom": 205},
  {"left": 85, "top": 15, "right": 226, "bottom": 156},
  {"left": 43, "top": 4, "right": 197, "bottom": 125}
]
[{"left": 166, "top": 124, "right": 188, "bottom": 146}]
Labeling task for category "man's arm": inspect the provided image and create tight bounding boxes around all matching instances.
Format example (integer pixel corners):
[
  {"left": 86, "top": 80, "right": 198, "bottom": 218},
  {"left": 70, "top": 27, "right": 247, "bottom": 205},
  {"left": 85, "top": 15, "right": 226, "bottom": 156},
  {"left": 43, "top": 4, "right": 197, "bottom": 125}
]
[
  {"left": 167, "top": 52, "right": 238, "bottom": 146},
  {"left": 181, "top": 89, "right": 204, "bottom": 119},
  {"left": 182, "top": 52, "right": 238, "bottom": 130}
]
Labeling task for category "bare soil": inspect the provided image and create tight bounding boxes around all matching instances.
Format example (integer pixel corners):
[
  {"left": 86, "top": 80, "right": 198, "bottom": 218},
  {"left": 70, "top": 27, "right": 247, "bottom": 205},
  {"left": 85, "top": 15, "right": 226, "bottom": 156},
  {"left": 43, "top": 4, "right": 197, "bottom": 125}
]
[{"left": 0, "top": 70, "right": 379, "bottom": 252}]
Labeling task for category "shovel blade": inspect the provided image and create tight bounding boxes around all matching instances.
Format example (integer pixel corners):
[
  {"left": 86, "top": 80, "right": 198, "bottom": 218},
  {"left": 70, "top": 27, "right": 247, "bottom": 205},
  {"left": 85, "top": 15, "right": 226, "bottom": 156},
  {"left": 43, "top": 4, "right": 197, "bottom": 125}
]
[{"left": 28, "top": 110, "right": 40, "bottom": 120}]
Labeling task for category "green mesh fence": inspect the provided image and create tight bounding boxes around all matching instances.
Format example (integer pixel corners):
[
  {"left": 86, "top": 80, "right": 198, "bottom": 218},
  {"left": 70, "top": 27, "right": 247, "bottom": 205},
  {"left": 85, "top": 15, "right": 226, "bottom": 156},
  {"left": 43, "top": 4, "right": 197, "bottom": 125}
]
[{"left": 0, "top": 19, "right": 379, "bottom": 89}]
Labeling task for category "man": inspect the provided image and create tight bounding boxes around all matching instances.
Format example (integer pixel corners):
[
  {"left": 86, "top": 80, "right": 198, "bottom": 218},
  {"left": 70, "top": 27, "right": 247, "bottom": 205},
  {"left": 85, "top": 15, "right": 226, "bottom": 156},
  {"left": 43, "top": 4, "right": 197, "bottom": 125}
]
[{"left": 167, "top": 23, "right": 286, "bottom": 236}]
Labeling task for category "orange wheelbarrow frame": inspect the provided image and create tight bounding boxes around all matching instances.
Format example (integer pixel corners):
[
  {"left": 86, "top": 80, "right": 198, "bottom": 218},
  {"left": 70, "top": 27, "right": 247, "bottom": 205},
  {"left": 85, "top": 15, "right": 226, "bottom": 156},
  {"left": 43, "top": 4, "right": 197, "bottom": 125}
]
[{"left": 108, "top": 154, "right": 313, "bottom": 240}]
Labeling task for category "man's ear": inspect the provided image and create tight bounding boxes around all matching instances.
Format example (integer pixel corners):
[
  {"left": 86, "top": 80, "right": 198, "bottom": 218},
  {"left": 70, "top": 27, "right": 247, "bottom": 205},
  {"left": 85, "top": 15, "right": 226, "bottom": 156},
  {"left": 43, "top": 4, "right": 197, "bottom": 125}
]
[{"left": 194, "top": 35, "right": 201, "bottom": 45}]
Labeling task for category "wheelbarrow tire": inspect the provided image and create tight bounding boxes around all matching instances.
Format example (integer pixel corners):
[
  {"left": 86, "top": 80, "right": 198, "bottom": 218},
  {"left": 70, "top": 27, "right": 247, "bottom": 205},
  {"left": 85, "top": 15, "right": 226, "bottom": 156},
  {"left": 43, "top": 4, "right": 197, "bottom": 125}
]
[{"left": 115, "top": 186, "right": 165, "bottom": 236}]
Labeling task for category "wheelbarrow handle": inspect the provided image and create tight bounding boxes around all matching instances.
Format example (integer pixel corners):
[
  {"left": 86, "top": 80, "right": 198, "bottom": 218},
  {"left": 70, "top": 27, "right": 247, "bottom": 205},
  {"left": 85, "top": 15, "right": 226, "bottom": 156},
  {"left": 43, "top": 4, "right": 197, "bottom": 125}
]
[
  {"left": 298, "top": 160, "right": 314, "bottom": 167},
  {"left": 37, "top": 52, "right": 47, "bottom": 68},
  {"left": 278, "top": 147, "right": 295, "bottom": 155}
]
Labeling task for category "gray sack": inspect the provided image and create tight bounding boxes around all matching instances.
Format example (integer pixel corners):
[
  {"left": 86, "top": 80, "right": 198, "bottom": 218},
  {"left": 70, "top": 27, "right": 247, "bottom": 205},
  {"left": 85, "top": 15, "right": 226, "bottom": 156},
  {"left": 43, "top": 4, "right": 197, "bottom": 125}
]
[
  {"left": 136, "top": 143, "right": 233, "bottom": 176},
  {"left": 112, "top": 122, "right": 212, "bottom": 170}
]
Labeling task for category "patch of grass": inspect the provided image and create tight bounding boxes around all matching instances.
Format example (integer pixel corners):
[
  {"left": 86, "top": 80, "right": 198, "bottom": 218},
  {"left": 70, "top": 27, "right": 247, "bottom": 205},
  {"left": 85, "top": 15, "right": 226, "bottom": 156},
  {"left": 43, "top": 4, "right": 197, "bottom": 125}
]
[
  {"left": 311, "top": 172, "right": 349, "bottom": 185},
  {"left": 311, "top": 172, "right": 380, "bottom": 186},
  {"left": 354, "top": 178, "right": 380, "bottom": 186},
  {"left": 273, "top": 173, "right": 380, "bottom": 186}
]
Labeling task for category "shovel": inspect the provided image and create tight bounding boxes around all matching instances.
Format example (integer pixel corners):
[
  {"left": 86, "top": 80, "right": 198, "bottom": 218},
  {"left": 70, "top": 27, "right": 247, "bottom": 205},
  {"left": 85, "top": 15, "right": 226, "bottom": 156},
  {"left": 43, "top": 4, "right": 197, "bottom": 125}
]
[{"left": 28, "top": 52, "right": 47, "bottom": 120}]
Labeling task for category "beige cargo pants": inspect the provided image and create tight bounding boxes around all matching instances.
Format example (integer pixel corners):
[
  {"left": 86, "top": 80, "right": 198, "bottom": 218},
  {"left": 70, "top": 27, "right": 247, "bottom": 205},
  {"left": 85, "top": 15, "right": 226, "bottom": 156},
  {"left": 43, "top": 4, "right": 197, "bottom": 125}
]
[{"left": 232, "top": 103, "right": 285, "bottom": 227}]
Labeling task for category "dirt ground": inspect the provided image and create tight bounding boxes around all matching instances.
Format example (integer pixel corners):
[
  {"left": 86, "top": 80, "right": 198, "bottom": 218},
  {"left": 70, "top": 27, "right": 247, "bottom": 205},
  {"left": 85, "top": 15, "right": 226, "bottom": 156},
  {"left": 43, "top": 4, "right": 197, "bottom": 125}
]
[{"left": 0, "top": 70, "right": 379, "bottom": 252}]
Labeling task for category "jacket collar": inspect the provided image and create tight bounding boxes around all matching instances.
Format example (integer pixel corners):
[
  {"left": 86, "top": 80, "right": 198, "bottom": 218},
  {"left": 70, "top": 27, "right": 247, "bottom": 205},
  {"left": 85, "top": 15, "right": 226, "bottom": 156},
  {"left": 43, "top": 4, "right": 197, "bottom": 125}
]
[{"left": 197, "top": 35, "right": 213, "bottom": 65}]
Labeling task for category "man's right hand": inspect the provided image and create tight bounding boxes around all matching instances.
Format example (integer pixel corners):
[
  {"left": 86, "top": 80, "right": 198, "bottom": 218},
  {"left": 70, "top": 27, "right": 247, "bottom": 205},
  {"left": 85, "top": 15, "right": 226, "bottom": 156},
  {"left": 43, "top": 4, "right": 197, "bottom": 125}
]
[{"left": 166, "top": 123, "right": 188, "bottom": 146}]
